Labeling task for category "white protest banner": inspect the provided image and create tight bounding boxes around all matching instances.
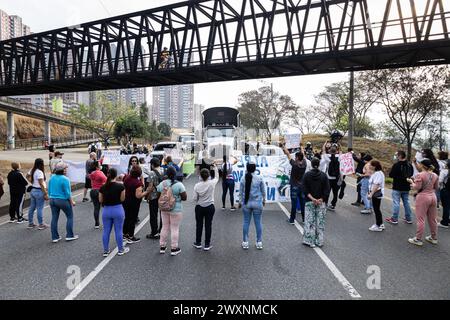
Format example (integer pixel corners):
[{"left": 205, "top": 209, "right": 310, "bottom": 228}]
[
  {"left": 339, "top": 152, "right": 355, "bottom": 176},
  {"left": 102, "top": 151, "right": 121, "bottom": 165},
  {"left": 232, "top": 155, "right": 292, "bottom": 203},
  {"left": 284, "top": 133, "right": 302, "bottom": 149},
  {"left": 65, "top": 161, "right": 86, "bottom": 183}
]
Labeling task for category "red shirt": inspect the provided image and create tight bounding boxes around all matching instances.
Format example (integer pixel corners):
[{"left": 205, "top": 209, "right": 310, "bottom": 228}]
[
  {"left": 90, "top": 170, "right": 107, "bottom": 190},
  {"left": 123, "top": 175, "right": 143, "bottom": 202}
]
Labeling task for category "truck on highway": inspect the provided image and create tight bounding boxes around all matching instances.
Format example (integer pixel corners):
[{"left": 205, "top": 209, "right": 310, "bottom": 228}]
[{"left": 201, "top": 107, "right": 242, "bottom": 163}]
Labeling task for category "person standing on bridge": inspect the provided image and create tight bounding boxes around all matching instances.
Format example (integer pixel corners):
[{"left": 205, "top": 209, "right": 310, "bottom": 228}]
[
  {"left": 407, "top": 159, "right": 439, "bottom": 246},
  {"left": 302, "top": 158, "right": 330, "bottom": 248},
  {"left": 157, "top": 166, "right": 187, "bottom": 256},
  {"left": 7, "top": 162, "right": 28, "bottom": 224},
  {"left": 83, "top": 152, "right": 97, "bottom": 202},
  {"left": 99, "top": 168, "right": 129, "bottom": 257},
  {"left": 27, "top": 158, "right": 49, "bottom": 230},
  {"left": 239, "top": 162, "right": 266, "bottom": 250},
  {"left": 48, "top": 162, "right": 78, "bottom": 243},
  {"left": 193, "top": 164, "right": 219, "bottom": 251},
  {"left": 90, "top": 160, "right": 107, "bottom": 229}
]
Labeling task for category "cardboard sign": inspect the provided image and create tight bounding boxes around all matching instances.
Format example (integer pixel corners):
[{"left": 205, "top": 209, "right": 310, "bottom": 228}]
[
  {"left": 339, "top": 152, "right": 355, "bottom": 176},
  {"left": 284, "top": 134, "right": 301, "bottom": 149},
  {"left": 102, "top": 151, "right": 121, "bottom": 165}
]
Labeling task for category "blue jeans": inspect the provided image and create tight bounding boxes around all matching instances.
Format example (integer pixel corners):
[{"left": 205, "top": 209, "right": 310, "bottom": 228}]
[
  {"left": 28, "top": 189, "right": 45, "bottom": 225},
  {"left": 102, "top": 204, "right": 125, "bottom": 252},
  {"left": 392, "top": 190, "right": 412, "bottom": 221},
  {"left": 50, "top": 199, "right": 74, "bottom": 240},
  {"left": 242, "top": 207, "right": 263, "bottom": 243},
  {"left": 360, "top": 178, "right": 372, "bottom": 210},
  {"left": 222, "top": 179, "right": 235, "bottom": 207},
  {"left": 290, "top": 185, "right": 305, "bottom": 222}
]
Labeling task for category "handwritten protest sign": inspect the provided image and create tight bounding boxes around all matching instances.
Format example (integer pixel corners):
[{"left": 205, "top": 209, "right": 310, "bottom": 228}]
[
  {"left": 339, "top": 152, "right": 355, "bottom": 176},
  {"left": 102, "top": 151, "right": 121, "bottom": 165},
  {"left": 284, "top": 134, "right": 302, "bottom": 149}
]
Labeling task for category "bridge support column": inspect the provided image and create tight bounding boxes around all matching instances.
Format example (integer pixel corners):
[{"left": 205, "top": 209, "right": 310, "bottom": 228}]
[
  {"left": 7, "top": 112, "right": 15, "bottom": 150},
  {"left": 44, "top": 120, "right": 51, "bottom": 145},
  {"left": 71, "top": 126, "right": 77, "bottom": 141}
]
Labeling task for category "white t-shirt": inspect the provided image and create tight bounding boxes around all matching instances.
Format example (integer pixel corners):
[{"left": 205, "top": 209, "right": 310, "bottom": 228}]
[
  {"left": 320, "top": 154, "right": 341, "bottom": 180},
  {"left": 369, "top": 171, "right": 385, "bottom": 197},
  {"left": 30, "top": 169, "right": 45, "bottom": 188}
]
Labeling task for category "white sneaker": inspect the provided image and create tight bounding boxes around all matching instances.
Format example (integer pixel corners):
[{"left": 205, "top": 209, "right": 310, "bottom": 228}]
[
  {"left": 425, "top": 235, "right": 438, "bottom": 245},
  {"left": 52, "top": 237, "right": 62, "bottom": 243},
  {"left": 408, "top": 237, "right": 423, "bottom": 246},
  {"left": 256, "top": 242, "right": 263, "bottom": 250},
  {"left": 369, "top": 224, "right": 383, "bottom": 232},
  {"left": 65, "top": 235, "right": 79, "bottom": 242},
  {"left": 379, "top": 224, "right": 386, "bottom": 230},
  {"left": 117, "top": 247, "right": 130, "bottom": 256},
  {"left": 242, "top": 242, "right": 249, "bottom": 250},
  {"left": 438, "top": 222, "right": 449, "bottom": 229}
]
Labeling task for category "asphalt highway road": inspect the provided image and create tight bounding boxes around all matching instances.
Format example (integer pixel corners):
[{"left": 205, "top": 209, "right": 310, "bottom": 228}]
[{"left": 0, "top": 176, "right": 449, "bottom": 300}]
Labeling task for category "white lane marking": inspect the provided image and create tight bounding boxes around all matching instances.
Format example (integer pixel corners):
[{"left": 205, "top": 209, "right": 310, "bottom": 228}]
[
  {"left": 64, "top": 213, "right": 150, "bottom": 300},
  {"left": 0, "top": 192, "right": 84, "bottom": 227},
  {"left": 186, "top": 173, "right": 192, "bottom": 180},
  {"left": 277, "top": 202, "right": 362, "bottom": 299}
]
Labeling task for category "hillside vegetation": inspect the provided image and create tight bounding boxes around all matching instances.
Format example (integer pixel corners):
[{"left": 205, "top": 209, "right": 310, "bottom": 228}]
[{"left": 303, "top": 134, "right": 414, "bottom": 174}]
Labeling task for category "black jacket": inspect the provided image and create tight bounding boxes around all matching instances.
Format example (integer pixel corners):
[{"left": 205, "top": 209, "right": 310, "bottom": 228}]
[
  {"left": 353, "top": 154, "right": 365, "bottom": 174},
  {"left": 302, "top": 169, "right": 330, "bottom": 202},
  {"left": 7, "top": 170, "right": 28, "bottom": 194},
  {"left": 389, "top": 160, "right": 413, "bottom": 191}
]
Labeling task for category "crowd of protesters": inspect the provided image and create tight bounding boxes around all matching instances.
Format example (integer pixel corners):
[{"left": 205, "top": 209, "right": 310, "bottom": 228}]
[{"left": 2, "top": 137, "right": 449, "bottom": 256}]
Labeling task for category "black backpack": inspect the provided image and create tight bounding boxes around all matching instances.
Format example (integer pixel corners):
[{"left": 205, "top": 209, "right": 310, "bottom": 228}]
[
  {"left": 400, "top": 162, "right": 413, "bottom": 179},
  {"left": 328, "top": 155, "right": 340, "bottom": 178}
]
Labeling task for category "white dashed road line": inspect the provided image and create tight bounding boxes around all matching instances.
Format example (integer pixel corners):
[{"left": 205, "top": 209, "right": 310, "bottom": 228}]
[
  {"left": 64, "top": 214, "right": 150, "bottom": 300},
  {"left": 277, "top": 202, "right": 362, "bottom": 299}
]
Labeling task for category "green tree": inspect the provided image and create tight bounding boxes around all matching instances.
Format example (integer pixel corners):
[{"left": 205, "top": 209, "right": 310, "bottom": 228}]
[
  {"left": 237, "top": 86, "right": 297, "bottom": 141},
  {"left": 69, "top": 93, "right": 127, "bottom": 144},
  {"left": 114, "top": 111, "right": 146, "bottom": 145},
  {"left": 158, "top": 122, "right": 172, "bottom": 137},
  {"left": 145, "top": 120, "right": 163, "bottom": 144},
  {"left": 368, "top": 66, "right": 450, "bottom": 160},
  {"left": 315, "top": 77, "right": 377, "bottom": 137}
]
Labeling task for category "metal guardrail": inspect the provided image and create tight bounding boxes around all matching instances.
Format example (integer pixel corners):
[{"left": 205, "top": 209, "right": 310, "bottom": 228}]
[
  {"left": 4, "top": 134, "right": 96, "bottom": 150},
  {"left": 0, "top": 96, "right": 78, "bottom": 126}
]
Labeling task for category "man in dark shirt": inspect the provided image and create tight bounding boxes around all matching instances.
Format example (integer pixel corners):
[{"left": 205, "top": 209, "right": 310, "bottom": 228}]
[
  {"left": 283, "top": 146, "right": 307, "bottom": 224},
  {"left": 386, "top": 150, "right": 413, "bottom": 224},
  {"left": 302, "top": 158, "right": 330, "bottom": 248},
  {"left": 7, "top": 162, "right": 29, "bottom": 223}
]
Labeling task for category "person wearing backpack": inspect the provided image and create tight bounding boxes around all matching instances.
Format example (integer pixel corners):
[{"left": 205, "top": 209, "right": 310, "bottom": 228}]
[
  {"left": 438, "top": 159, "right": 450, "bottom": 229},
  {"left": 320, "top": 143, "right": 341, "bottom": 211},
  {"left": 386, "top": 151, "right": 414, "bottom": 225},
  {"left": 407, "top": 159, "right": 439, "bottom": 246},
  {"left": 157, "top": 166, "right": 187, "bottom": 256},
  {"left": 146, "top": 158, "right": 164, "bottom": 240},
  {"left": 282, "top": 146, "right": 307, "bottom": 224},
  {"left": 221, "top": 155, "right": 237, "bottom": 211}
]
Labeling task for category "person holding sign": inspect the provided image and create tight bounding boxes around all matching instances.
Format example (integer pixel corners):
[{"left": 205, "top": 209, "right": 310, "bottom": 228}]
[{"left": 282, "top": 146, "right": 308, "bottom": 224}]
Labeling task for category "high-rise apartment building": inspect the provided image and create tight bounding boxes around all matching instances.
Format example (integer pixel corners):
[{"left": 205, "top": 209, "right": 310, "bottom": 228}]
[
  {"left": 0, "top": 9, "right": 10, "bottom": 40},
  {"left": 152, "top": 85, "right": 194, "bottom": 129}
]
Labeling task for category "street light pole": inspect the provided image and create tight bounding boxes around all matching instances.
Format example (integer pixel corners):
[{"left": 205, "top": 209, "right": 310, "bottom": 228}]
[{"left": 348, "top": 15, "right": 355, "bottom": 149}]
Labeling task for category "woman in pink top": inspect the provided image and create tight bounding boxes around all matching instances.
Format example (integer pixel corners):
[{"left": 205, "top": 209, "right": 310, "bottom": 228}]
[
  {"left": 407, "top": 159, "right": 439, "bottom": 246},
  {"left": 90, "top": 160, "right": 107, "bottom": 229}
]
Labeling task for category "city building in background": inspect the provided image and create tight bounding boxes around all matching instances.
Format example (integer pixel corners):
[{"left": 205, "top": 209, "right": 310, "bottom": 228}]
[
  {"left": 193, "top": 103, "right": 205, "bottom": 131},
  {"left": 152, "top": 85, "right": 194, "bottom": 129}
]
